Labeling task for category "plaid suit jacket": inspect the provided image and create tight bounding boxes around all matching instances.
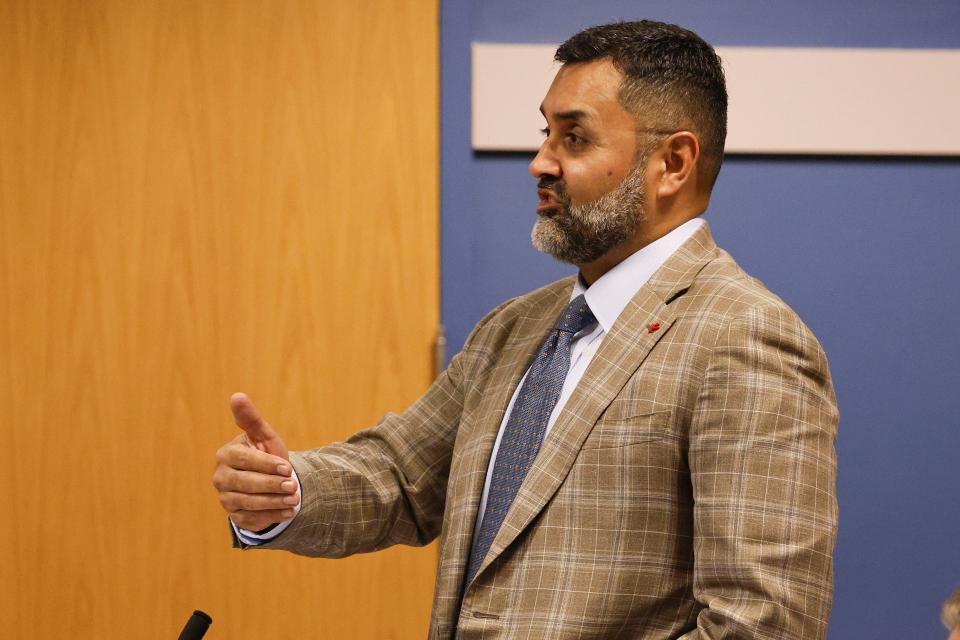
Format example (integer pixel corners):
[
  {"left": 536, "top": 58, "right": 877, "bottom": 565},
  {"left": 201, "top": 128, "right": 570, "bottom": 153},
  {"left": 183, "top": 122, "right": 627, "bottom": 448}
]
[{"left": 257, "top": 222, "right": 839, "bottom": 639}]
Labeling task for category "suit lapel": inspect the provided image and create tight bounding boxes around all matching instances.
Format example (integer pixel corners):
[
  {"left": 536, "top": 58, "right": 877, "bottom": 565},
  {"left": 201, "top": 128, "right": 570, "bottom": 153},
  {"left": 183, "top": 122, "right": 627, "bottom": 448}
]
[{"left": 468, "top": 222, "right": 720, "bottom": 588}]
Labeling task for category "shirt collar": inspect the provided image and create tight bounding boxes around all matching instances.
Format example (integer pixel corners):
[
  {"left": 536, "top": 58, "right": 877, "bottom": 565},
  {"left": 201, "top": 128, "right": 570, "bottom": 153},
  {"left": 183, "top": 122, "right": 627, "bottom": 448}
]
[{"left": 571, "top": 217, "right": 705, "bottom": 333}]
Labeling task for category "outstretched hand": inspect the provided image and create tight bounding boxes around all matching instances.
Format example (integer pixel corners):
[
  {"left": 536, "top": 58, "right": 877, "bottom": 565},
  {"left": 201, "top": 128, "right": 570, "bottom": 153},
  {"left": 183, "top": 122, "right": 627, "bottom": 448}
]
[{"left": 212, "top": 393, "right": 300, "bottom": 532}]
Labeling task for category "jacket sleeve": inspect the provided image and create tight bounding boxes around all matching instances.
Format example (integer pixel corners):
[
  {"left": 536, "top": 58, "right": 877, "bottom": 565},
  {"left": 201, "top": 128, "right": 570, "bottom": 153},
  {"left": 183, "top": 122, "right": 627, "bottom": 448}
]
[
  {"left": 249, "top": 301, "right": 512, "bottom": 558},
  {"left": 682, "top": 302, "right": 839, "bottom": 639}
]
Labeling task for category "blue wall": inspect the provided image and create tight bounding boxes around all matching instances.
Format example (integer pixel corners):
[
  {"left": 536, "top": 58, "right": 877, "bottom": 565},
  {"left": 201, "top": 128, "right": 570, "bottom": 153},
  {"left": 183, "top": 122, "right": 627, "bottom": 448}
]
[{"left": 441, "top": 2, "right": 960, "bottom": 637}]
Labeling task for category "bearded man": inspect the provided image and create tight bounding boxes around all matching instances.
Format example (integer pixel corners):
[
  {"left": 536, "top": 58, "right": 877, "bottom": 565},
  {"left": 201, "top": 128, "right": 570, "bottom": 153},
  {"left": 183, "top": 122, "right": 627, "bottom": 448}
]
[{"left": 213, "top": 20, "right": 839, "bottom": 639}]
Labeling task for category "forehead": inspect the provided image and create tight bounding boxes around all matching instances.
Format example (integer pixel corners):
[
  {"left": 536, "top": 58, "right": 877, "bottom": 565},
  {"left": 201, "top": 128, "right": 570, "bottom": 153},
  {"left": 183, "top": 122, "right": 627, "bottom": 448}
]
[{"left": 540, "top": 59, "right": 630, "bottom": 127}]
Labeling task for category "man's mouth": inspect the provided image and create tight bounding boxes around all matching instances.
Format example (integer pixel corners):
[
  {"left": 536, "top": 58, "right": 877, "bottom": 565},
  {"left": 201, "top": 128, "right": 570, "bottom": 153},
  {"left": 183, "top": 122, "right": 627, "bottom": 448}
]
[{"left": 537, "top": 188, "right": 562, "bottom": 214}]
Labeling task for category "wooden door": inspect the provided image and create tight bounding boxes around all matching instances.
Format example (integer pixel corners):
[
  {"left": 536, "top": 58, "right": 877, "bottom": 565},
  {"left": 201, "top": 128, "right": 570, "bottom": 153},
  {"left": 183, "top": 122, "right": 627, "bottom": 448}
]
[{"left": 0, "top": 0, "right": 439, "bottom": 637}]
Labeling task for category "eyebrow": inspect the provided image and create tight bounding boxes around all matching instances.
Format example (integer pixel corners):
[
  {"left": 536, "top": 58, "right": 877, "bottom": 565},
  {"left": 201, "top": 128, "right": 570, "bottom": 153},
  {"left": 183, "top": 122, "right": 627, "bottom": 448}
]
[{"left": 539, "top": 106, "right": 591, "bottom": 123}]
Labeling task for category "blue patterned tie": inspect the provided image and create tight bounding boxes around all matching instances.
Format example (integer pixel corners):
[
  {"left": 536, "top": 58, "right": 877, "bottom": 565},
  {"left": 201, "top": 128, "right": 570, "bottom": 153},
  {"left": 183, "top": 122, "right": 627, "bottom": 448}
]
[{"left": 464, "top": 294, "right": 596, "bottom": 589}]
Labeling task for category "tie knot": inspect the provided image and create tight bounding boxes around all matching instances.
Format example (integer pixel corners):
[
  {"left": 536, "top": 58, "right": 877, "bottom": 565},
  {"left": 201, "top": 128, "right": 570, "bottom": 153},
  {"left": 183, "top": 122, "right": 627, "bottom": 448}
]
[{"left": 556, "top": 294, "right": 596, "bottom": 334}]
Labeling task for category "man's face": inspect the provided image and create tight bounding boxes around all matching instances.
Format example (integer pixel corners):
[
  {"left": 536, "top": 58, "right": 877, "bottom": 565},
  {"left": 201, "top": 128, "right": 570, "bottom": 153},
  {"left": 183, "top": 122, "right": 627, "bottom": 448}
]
[{"left": 529, "top": 59, "right": 647, "bottom": 265}]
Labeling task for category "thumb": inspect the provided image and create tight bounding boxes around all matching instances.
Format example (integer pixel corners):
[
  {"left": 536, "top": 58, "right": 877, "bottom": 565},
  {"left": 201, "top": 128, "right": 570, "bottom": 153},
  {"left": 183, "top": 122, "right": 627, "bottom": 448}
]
[{"left": 230, "top": 392, "right": 289, "bottom": 461}]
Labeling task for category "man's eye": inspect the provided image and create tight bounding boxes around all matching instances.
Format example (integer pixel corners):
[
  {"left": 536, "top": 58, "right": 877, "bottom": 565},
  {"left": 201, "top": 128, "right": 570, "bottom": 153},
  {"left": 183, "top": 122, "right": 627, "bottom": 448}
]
[
  {"left": 565, "top": 132, "right": 587, "bottom": 147},
  {"left": 539, "top": 128, "right": 587, "bottom": 148}
]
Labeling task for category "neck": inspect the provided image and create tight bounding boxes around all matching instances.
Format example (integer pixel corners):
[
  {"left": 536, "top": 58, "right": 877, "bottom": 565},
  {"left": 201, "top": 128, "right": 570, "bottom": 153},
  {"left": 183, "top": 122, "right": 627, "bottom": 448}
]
[
  {"left": 578, "top": 240, "right": 642, "bottom": 285},
  {"left": 578, "top": 216, "right": 695, "bottom": 285}
]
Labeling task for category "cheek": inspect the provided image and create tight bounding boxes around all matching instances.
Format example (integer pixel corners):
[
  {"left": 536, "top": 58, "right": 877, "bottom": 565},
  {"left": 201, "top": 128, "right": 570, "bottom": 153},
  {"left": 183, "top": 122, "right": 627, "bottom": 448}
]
[{"left": 565, "top": 165, "right": 626, "bottom": 205}]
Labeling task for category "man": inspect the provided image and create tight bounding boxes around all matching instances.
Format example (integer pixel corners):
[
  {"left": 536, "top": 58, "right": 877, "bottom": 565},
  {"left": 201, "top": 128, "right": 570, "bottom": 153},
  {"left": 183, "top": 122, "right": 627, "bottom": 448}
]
[
  {"left": 213, "top": 20, "right": 838, "bottom": 639},
  {"left": 945, "top": 587, "right": 960, "bottom": 640}
]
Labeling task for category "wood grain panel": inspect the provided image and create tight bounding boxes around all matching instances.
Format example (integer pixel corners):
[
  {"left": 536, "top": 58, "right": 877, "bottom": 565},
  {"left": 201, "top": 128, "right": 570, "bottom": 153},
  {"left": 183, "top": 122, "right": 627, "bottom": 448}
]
[{"left": 0, "top": 0, "right": 439, "bottom": 637}]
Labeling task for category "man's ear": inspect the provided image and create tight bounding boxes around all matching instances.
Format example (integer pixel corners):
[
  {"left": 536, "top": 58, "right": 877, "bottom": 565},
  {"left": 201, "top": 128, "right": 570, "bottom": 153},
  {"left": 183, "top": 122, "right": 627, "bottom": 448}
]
[{"left": 655, "top": 131, "right": 700, "bottom": 198}]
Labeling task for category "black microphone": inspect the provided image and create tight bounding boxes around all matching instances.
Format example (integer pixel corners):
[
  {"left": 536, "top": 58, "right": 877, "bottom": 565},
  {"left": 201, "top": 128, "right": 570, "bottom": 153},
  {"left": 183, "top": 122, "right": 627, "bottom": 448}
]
[{"left": 179, "top": 610, "right": 213, "bottom": 639}]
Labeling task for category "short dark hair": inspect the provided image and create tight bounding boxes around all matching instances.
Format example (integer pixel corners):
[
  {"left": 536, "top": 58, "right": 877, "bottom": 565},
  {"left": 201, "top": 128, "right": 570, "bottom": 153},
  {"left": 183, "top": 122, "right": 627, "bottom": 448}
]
[{"left": 556, "top": 20, "right": 728, "bottom": 189}]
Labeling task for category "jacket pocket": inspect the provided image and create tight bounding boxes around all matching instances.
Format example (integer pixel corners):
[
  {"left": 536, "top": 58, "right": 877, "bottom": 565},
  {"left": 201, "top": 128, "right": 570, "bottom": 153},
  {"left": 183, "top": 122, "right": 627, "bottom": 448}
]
[{"left": 581, "top": 408, "right": 673, "bottom": 449}]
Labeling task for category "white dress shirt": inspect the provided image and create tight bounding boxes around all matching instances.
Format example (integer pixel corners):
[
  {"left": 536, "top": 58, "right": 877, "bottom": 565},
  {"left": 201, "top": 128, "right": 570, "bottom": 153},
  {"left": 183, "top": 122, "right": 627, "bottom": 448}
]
[{"left": 239, "top": 218, "right": 705, "bottom": 546}]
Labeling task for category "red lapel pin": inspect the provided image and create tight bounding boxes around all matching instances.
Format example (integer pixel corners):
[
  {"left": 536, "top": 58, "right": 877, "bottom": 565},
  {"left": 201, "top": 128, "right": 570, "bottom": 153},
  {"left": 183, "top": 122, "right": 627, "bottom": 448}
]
[{"left": 647, "top": 322, "right": 661, "bottom": 333}]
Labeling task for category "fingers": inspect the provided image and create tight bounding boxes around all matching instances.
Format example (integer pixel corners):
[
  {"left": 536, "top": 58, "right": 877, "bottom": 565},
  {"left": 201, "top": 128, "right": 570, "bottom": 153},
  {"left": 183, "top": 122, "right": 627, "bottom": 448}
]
[
  {"left": 213, "top": 465, "right": 298, "bottom": 495},
  {"left": 230, "top": 392, "right": 277, "bottom": 445},
  {"left": 229, "top": 509, "right": 296, "bottom": 532},
  {"left": 218, "top": 490, "right": 300, "bottom": 514},
  {"left": 215, "top": 439, "right": 291, "bottom": 477},
  {"left": 213, "top": 443, "right": 299, "bottom": 526}
]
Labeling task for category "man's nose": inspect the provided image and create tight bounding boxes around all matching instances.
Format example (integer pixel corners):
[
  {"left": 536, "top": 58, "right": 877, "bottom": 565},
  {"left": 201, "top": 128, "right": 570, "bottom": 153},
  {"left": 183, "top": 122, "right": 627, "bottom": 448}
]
[{"left": 528, "top": 142, "right": 560, "bottom": 179}]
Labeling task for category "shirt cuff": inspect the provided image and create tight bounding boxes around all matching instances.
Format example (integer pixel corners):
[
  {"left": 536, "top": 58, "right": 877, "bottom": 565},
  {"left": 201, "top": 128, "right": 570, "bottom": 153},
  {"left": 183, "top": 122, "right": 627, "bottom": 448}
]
[{"left": 232, "top": 465, "right": 302, "bottom": 546}]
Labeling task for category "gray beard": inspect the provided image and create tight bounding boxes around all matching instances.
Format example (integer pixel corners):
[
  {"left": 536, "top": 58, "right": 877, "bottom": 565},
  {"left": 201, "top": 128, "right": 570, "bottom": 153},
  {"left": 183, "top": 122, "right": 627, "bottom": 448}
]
[{"left": 531, "top": 160, "right": 647, "bottom": 265}]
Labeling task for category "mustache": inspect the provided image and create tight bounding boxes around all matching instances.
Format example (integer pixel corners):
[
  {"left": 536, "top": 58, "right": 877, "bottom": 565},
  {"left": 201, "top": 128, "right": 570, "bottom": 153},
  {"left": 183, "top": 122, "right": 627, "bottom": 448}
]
[{"left": 537, "top": 176, "right": 569, "bottom": 198}]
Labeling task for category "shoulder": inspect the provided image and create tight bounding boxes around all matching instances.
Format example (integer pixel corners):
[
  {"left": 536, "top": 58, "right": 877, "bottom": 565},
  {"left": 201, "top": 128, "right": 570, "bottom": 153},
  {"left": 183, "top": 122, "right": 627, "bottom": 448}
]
[
  {"left": 445, "top": 276, "right": 575, "bottom": 385},
  {"left": 464, "top": 276, "right": 575, "bottom": 347},
  {"left": 670, "top": 247, "right": 829, "bottom": 371},
  {"left": 688, "top": 248, "right": 793, "bottom": 317},
  {"left": 683, "top": 248, "right": 807, "bottom": 327}
]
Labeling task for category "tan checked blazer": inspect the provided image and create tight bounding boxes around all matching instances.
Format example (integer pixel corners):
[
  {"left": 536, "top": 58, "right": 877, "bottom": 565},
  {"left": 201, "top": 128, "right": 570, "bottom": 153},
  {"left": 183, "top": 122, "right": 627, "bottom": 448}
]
[{"left": 255, "top": 222, "right": 839, "bottom": 639}]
